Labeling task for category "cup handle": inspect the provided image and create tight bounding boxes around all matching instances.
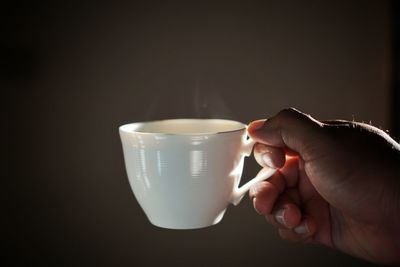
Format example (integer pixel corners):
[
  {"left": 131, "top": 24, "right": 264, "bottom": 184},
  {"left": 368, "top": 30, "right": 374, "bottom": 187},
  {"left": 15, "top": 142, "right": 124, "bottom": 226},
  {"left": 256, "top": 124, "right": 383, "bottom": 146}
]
[{"left": 230, "top": 135, "right": 277, "bottom": 206}]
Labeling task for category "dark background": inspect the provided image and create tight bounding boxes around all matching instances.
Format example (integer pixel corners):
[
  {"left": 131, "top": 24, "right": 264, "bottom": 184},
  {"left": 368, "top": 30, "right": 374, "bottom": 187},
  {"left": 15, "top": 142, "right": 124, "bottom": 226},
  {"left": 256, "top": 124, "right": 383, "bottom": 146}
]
[{"left": 3, "top": 0, "right": 398, "bottom": 266}]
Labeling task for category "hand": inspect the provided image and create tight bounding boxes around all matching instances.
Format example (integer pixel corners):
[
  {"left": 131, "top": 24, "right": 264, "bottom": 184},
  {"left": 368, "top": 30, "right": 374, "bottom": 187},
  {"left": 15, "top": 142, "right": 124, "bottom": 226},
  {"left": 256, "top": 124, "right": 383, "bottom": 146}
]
[{"left": 248, "top": 108, "right": 400, "bottom": 265}]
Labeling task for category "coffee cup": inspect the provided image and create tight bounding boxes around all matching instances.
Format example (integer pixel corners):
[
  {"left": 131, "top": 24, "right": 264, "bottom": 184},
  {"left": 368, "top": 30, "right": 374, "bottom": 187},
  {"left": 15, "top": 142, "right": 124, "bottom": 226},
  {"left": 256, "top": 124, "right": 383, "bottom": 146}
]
[{"left": 119, "top": 119, "right": 276, "bottom": 229}]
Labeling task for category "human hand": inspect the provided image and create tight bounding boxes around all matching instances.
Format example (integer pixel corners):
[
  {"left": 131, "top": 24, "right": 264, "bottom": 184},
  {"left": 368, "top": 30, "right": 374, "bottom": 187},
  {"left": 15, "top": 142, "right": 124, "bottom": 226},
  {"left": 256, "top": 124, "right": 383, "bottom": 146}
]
[{"left": 248, "top": 108, "right": 400, "bottom": 265}]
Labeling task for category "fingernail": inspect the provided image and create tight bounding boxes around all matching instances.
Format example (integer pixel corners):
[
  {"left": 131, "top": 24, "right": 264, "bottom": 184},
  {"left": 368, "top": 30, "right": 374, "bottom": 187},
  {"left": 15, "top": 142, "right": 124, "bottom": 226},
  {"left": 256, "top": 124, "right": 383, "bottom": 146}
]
[
  {"left": 262, "top": 153, "right": 274, "bottom": 168},
  {"left": 274, "top": 209, "right": 286, "bottom": 226},
  {"left": 253, "top": 198, "right": 262, "bottom": 215},
  {"left": 294, "top": 222, "right": 309, "bottom": 234}
]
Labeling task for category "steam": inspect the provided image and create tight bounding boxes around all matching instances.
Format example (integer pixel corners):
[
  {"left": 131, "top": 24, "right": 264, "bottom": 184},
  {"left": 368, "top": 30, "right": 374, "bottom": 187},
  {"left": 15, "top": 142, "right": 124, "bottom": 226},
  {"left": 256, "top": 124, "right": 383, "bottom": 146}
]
[
  {"left": 143, "top": 92, "right": 161, "bottom": 120},
  {"left": 141, "top": 75, "right": 236, "bottom": 120},
  {"left": 192, "top": 80, "right": 236, "bottom": 119}
]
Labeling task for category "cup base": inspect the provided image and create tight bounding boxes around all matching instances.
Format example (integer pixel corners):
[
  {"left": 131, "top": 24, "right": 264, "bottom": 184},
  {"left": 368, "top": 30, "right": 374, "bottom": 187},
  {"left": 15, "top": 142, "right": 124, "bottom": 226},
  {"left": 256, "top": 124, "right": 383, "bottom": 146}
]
[{"left": 147, "top": 212, "right": 225, "bottom": 230}]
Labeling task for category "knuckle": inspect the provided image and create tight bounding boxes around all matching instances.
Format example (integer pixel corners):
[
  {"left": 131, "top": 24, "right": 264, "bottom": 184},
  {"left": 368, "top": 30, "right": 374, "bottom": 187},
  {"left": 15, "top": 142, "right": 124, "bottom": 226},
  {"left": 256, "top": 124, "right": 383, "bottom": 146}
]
[
  {"left": 277, "top": 107, "right": 300, "bottom": 120},
  {"left": 273, "top": 108, "right": 304, "bottom": 128}
]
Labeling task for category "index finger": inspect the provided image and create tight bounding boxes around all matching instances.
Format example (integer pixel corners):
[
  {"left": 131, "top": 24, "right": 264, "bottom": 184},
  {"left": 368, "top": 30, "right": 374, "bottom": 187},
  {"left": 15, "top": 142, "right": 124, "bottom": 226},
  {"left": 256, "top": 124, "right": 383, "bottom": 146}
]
[{"left": 247, "top": 108, "right": 325, "bottom": 161}]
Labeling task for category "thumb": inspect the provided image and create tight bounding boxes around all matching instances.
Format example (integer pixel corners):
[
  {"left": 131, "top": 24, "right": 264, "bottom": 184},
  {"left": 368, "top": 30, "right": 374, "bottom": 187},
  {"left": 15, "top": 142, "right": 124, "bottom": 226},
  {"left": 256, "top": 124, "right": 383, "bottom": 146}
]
[{"left": 248, "top": 108, "right": 325, "bottom": 161}]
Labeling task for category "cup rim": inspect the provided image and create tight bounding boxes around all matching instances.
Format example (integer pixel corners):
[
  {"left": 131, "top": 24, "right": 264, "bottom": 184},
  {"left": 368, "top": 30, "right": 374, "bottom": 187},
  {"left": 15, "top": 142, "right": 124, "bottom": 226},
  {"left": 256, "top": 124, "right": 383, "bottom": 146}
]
[{"left": 119, "top": 118, "right": 247, "bottom": 136}]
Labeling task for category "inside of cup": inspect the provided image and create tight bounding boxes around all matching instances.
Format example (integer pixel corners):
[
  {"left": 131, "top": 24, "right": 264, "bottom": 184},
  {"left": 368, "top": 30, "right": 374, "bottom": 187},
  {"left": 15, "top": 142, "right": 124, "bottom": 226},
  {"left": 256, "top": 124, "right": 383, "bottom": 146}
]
[{"left": 121, "top": 119, "right": 246, "bottom": 134}]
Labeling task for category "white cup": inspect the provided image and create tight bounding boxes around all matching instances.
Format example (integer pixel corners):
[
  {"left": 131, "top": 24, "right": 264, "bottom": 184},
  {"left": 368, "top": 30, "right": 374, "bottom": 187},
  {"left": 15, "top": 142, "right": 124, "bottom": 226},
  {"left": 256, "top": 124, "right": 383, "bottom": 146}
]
[{"left": 119, "top": 119, "right": 276, "bottom": 229}]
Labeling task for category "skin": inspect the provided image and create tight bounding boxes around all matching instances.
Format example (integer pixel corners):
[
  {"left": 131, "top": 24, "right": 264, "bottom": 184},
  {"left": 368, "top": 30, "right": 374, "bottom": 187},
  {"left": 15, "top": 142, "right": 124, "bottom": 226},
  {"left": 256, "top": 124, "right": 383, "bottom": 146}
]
[{"left": 247, "top": 108, "right": 400, "bottom": 265}]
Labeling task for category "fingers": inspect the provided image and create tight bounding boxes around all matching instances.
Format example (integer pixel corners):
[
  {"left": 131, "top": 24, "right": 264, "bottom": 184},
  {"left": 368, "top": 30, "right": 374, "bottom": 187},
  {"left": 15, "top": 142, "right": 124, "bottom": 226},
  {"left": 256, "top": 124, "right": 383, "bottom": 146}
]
[
  {"left": 249, "top": 155, "right": 300, "bottom": 212},
  {"left": 255, "top": 188, "right": 302, "bottom": 229},
  {"left": 248, "top": 108, "right": 324, "bottom": 243},
  {"left": 250, "top": 158, "right": 303, "bottom": 227},
  {"left": 256, "top": 190, "right": 316, "bottom": 242},
  {"left": 265, "top": 200, "right": 301, "bottom": 229},
  {"left": 251, "top": 155, "right": 299, "bottom": 191},
  {"left": 250, "top": 170, "right": 286, "bottom": 215},
  {"left": 254, "top": 143, "right": 285, "bottom": 169},
  {"left": 248, "top": 108, "right": 325, "bottom": 161},
  {"left": 249, "top": 153, "right": 317, "bottom": 242},
  {"left": 278, "top": 216, "right": 317, "bottom": 243},
  {"left": 257, "top": 188, "right": 315, "bottom": 241}
]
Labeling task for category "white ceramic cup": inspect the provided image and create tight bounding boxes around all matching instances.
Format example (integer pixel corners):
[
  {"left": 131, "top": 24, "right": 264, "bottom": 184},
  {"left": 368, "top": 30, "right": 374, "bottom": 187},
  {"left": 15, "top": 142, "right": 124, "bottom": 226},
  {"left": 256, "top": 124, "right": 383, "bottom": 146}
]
[{"left": 119, "top": 119, "right": 276, "bottom": 229}]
